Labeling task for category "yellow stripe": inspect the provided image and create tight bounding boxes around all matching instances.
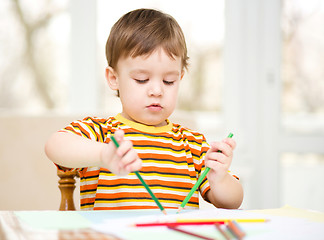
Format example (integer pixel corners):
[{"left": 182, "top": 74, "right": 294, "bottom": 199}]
[
  {"left": 97, "top": 185, "right": 190, "bottom": 193},
  {"left": 138, "top": 172, "right": 195, "bottom": 179},
  {"left": 100, "top": 171, "right": 195, "bottom": 179},
  {"left": 95, "top": 199, "right": 192, "bottom": 205},
  {"left": 80, "top": 191, "right": 96, "bottom": 196},
  {"left": 90, "top": 119, "right": 105, "bottom": 142},
  {"left": 81, "top": 205, "right": 94, "bottom": 209},
  {"left": 142, "top": 159, "right": 189, "bottom": 166},
  {"left": 97, "top": 185, "right": 144, "bottom": 190},
  {"left": 86, "top": 124, "right": 98, "bottom": 141},
  {"left": 81, "top": 177, "right": 99, "bottom": 182},
  {"left": 96, "top": 199, "right": 156, "bottom": 203},
  {"left": 134, "top": 146, "right": 186, "bottom": 154},
  {"left": 74, "top": 126, "right": 89, "bottom": 138},
  {"left": 124, "top": 132, "right": 205, "bottom": 148}
]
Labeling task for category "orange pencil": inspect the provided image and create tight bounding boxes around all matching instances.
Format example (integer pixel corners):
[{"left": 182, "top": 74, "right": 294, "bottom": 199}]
[{"left": 227, "top": 220, "right": 246, "bottom": 240}]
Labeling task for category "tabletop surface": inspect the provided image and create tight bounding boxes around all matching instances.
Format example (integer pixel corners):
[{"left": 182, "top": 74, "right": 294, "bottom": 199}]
[{"left": 1, "top": 206, "right": 323, "bottom": 240}]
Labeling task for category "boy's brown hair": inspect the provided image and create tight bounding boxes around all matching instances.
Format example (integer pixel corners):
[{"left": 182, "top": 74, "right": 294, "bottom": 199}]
[{"left": 106, "top": 8, "right": 189, "bottom": 71}]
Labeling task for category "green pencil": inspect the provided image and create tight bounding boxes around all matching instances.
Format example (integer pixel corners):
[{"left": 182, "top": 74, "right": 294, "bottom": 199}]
[
  {"left": 110, "top": 135, "right": 167, "bottom": 215},
  {"left": 177, "top": 133, "right": 234, "bottom": 213}
]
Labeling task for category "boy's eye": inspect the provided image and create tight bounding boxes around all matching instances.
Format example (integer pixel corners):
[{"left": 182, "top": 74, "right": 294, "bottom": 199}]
[
  {"left": 134, "top": 79, "right": 148, "bottom": 84},
  {"left": 163, "top": 80, "right": 175, "bottom": 85}
]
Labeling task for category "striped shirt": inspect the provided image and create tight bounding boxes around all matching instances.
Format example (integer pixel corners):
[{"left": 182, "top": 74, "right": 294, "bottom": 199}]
[{"left": 59, "top": 114, "right": 211, "bottom": 211}]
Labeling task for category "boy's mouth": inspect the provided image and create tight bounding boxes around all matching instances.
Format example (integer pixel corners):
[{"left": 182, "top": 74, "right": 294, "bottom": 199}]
[{"left": 147, "top": 103, "right": 162, "bottom": 111}]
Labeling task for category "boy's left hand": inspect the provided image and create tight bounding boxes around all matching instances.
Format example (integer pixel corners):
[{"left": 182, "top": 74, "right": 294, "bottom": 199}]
[{"left": 205, "top": 137, "right": 236, "bottom": 181}]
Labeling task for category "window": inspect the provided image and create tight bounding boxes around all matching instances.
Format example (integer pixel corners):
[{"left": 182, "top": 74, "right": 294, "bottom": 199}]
[
  {"left": 281, "top": 0, "right": 324, "bottom": 133},
  {"left": 280, "top": 0, "right": 324, "bottom": 211},
  {"left": 0, "top": 0, "right": 69, "bottom": 114}
]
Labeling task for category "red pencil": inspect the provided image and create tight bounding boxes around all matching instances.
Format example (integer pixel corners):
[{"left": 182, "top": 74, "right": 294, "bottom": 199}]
[
  {"left": 135, "top": 220, "right": 225, "bottom": 227},
  {"left": 167, "top": 226, "right": 215, "bottom": 240}
]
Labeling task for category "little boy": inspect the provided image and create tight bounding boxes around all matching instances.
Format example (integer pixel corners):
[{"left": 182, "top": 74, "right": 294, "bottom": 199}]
[{"left": 45, "top": 8, "right": 243, "bottom": 211}]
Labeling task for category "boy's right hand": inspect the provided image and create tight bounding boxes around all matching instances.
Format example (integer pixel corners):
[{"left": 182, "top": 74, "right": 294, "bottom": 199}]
[{"left": 100, "top": 129, "right": 142, "bottom": 175}]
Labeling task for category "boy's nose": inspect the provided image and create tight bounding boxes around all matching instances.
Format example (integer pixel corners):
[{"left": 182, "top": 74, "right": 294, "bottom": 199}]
[{"left": 148, "top": 81, "right": 163, "bottom": 96}]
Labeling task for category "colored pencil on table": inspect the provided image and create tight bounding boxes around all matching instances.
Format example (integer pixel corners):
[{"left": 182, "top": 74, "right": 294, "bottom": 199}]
[
  {"left": 110, "top": 135, "right": 167, "bottom": 215},
  {"left": 227, "top": 220, "right": 246, "bottom": 240},
  {"left": 177, "top": 133, "right": 234, "bottom": 213},
  {"left": 215, "top": 222, "right": 231, "bottom": 240},
  {"left": 167, "top": 226, "right": 215, "bottom": 240},
  {"left": 134, "top": 218, "right": 266, "bottom": 227},
  {"left": 135, "top": 220, "right": 226, "bottom": 227},
  {"left": 177, "top": 218, "right": 268, "bottom": 223}
]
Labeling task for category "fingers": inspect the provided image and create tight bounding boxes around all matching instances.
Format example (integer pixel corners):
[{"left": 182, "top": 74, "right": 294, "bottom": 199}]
[
  {"left": 113, "top": 129, "right": 125, "bottom": 145},
  {"left": 205, "top": 138, "right": 236, "bottom": 169},
  {"left": 114, "top": 137, "right": 133, "bottom": 157},
  {"left": 209, "top": 138, "right": 236, "bottom": 157},
  {"left": 117, "top": 145, "right": 141, "bottom": 170},
  {"left": 125, "top": 156, "right": 142, "bottom": 172},
  {"left": 205, "top": 158, "right": 224, "bottom": 169},
  {"left": 110, "top": 129, "right": 133, "bottom": 158},
  {"left": 206, "top": 151, "right": 228, "bottom": 164},
  {"left": 109, "top": 130, "right": 142, "bottom": 175},
  {"left": 223, "top": 138, "right": 236, "bottom": 150}
]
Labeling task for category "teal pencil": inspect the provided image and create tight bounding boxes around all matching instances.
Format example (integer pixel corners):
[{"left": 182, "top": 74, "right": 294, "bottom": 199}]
[
  {"left": 177, "top": 133, "right": 234, "bottom": 213},
  {"left": 110, "top": 135, "right": 167, "bottom": 215}
]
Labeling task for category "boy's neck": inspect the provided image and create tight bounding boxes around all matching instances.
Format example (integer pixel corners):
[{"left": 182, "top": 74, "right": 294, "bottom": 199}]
[
  {"left": 120, "top": 112, "right": 168, "bottom": 127},
  {"left": 115, "top": 113, "right": 172, "bottom": 133}
]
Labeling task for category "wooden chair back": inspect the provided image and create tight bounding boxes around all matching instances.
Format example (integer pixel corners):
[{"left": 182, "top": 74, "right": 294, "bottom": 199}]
[{"left": 57, "top": 170, "right": 78, "bottom": 211}]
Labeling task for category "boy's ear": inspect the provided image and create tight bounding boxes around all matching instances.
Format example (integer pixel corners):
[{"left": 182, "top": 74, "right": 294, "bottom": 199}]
[{"left": 105, "top": 66, "right": 119, "bottom": 90}]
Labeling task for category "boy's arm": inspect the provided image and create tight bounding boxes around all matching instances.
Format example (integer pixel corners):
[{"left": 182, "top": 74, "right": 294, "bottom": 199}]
[
  {"left": 204, "top": 138, "right": 244, "bottom": 209},
  {"left": 45, "top": 130, "right": 142, "bottom": 175}
]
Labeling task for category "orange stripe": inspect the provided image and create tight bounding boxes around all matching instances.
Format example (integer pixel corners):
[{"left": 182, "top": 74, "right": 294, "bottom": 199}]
[
  {"left": 139, "top": 153, "right": 191, "bottom": 163},
  {"left": 97, "top": 178, "right": 195, "bottom": 188},
  {"left": 144, "top": 179, "right": 195, "bottom": 188},
  {"left": 80, "top": 169, "right": 100, "bottom": 178},
  {"left": 63, "top": 127, "right": 82, "bottom": 137},
  {"left": 140, "top": 166, "right": 194, "bottom": 175},
  {"left": 81, "top": 198, "right": 95, "bottom": 205},
  {"left": 86, "top": 122, "right": 102, "bottom": 142},
  {"left": 80, "top": 184, "right": 98, "bottom": 191},
  {"left": 93, "top": 205, "right": 166, "bottom": 210},
  {"left": 94, "top": 192, "right": 198, "bottom": 202},
  {"left": 71, "top": 122, "right": 91, "bottom": 139},
  {"left": 132, "top": 140, "right": 189, "bottom": 151}
]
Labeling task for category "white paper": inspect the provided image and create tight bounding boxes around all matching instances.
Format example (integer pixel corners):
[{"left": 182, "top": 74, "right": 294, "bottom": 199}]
[{"left": 92, "top": 208, "right": 324, "bottom": 240}]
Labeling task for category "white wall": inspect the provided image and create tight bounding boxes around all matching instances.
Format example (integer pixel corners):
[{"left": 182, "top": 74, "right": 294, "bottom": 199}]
[{"left": 0, "top": 116, "right": 80, "bottom": 210}]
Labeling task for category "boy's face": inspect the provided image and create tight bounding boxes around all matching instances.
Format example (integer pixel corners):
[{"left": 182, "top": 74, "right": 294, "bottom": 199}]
[{"left": 108, "top": 48, "right": 184, "bottom": 127}]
